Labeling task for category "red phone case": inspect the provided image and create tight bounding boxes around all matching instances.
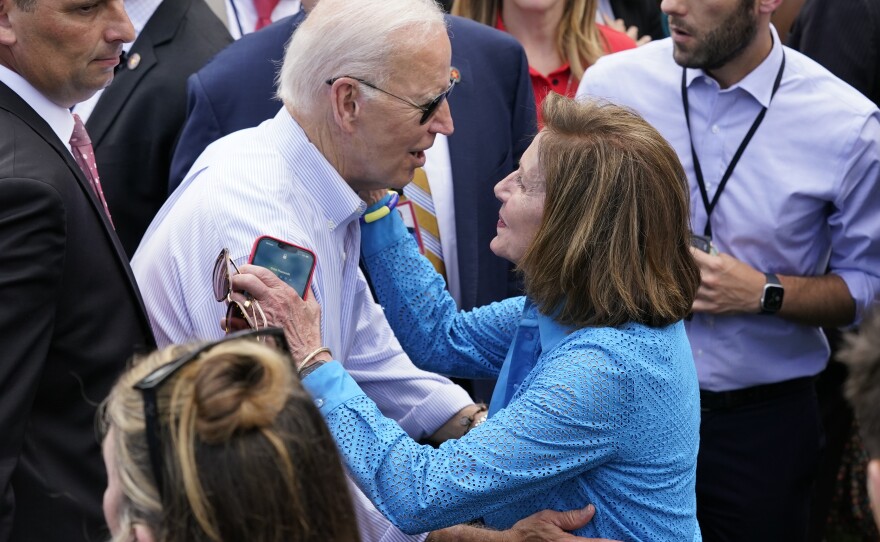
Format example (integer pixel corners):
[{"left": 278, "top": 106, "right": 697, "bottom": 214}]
[{"left": 248, "top": 235, "right": 317, "bottom": 300}]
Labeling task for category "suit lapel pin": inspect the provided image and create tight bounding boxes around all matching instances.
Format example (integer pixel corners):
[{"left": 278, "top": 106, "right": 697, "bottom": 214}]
[
  {"left": 127, "top": 53, "right": 141, "bottom": 71},
  {"left": 450, "top": 66, "right": 461, "bottom": 84}
]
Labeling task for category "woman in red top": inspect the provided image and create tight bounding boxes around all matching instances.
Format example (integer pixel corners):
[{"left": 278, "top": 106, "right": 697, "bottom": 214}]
[{"left": 452, "top": 0, "right": 635, "bottom": 125}]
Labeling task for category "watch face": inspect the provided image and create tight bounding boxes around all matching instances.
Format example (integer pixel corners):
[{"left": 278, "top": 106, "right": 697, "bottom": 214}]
[{"left": 762, "top": 285, "right": 785, "bottom": 312}]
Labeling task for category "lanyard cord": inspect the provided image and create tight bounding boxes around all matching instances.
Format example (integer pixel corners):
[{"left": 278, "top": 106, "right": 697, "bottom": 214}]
[{"left": 681, "top": 51, "right": 786, "bottom": 238}]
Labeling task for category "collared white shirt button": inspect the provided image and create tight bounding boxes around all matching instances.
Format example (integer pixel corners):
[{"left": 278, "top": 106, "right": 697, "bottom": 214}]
[{"left": 711, "top": 125, "right": 720, "bottom": 134}]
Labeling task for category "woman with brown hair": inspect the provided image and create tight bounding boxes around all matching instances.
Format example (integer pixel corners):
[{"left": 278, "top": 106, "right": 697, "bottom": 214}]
[
  {"left": 99, "top": 329, "right": 360, "bottom": 542},
  {"left": 238, "top": 94, "right": 702, "bottom": 541},
  {"left": 452, "top": 0, "right": 635, "bottom": 124}
]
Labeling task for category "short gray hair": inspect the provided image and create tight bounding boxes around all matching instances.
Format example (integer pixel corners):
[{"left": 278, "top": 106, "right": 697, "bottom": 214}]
[{"left": 277, "top": 0, "right": 446, "bottom": 113}]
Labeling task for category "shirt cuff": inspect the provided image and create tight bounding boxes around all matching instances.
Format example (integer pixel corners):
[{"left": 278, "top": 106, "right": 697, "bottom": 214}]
[
  {"left": 834, "top": 269, "right": 879, "bottom": 326},
  {"left": 361, "top": 208, "right": 410, "bottom": 258},
  {"left": 301, "top": 361, "right": 365, "bottom": 415}
]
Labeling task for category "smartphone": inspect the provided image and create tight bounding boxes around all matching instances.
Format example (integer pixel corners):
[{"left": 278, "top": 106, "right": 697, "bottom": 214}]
[
  {"left": 690, "top": 233, "right": 713, "bottom": 254},
  {"left": 248, "top": 235, "right": 317, "bottom": 299}
]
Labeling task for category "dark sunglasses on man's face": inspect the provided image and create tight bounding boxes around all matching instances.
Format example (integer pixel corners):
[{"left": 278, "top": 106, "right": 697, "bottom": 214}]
[
  {"left": 132, "top": 327, "right": 291, "bottom": 500},
  {"left": 325, "top": 76, "right": 456, "bottom": 125}
]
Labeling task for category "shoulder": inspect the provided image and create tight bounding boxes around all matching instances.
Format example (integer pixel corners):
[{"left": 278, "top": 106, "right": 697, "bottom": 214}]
[
  {"left": 585, "top": 38, "right": 673, "bottom": 85},
  {"left": 195, "top": 13, "right": 296, "bottom": 85},
  {"left": 0, "top": 109, "right": 74, "bottom": 189},
  {"left": 580, "top": 39, "right": 678, "bottom": 106},
  {"left": 445, "top": 15, "right": 525, "bottom": 57},
  {"left": 556, "top": 322, "right": 692, "bottom": 368},
  {"left": 782, "top": 46, "right": 878, "bottom": 118}
]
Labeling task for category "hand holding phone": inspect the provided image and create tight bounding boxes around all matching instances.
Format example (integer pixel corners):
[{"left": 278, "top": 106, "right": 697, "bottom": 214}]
[{"left": 248, "top": 236, "right": 317, "bottom": 299}]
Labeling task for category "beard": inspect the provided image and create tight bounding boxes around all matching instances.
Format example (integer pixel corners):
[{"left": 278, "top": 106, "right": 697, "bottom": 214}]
[{"left": 669, "top": 0, "right": 759, "bottom": 71}]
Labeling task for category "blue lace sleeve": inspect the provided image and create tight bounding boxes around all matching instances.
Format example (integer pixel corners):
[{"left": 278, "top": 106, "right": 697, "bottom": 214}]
[
  {"left": 304, "top": 334, "right": 634, "bottom": 535},
  {"left": 361, "top": 212, "right": 522, "bottom": 379}
]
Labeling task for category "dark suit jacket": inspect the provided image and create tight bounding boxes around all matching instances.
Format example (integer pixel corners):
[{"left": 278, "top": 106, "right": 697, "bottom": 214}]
[
  {"left": 0, "top": 82, "right": 155, "bottom": 542},
  {"left": 788, "top": 0, "right": 880, "bottom": 108},
  {"left": 609, "top": 0, "right": 665, "bottom": 41},
  {"left": 87, "top": 0, "right": 231, "bottom": 257},
  {"left": 170, "top": 14, "right": 536, "bottom": 311}
]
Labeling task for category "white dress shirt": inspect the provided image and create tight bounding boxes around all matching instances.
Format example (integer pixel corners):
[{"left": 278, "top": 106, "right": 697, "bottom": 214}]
[
  {"left": 578, "top": 27, "right": 880, "bottom": 391},
  {"left": 132, "top": 109, "right": 471, "bottom": 540}
]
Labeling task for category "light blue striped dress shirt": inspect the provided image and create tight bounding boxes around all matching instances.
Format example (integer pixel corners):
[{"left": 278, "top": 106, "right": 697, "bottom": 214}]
[
  {"left": 579, "top": 26, "right": 880, "bottom": 391},
  {"left": 132, "top": 109, "right": 472, "bottom": 541}
]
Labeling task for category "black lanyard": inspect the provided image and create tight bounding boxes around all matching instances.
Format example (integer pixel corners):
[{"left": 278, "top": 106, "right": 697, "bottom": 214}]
[{"left": 681, "top": 51, "right": 785, "bottom": 238}]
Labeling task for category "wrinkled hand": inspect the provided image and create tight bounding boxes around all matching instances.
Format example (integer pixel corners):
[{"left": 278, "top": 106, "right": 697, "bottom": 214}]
[
  {"left": 691, "top": 248, "right": 765, "bottom": 315},
  {"left": 230, "top": 264, "right": 324, "bottom": 363},
  {"left": 505, "top": 505, "right": 619, "bottom": 542},
  {"left": 602, "top": 14, "right": 651, "bottom": 46}
]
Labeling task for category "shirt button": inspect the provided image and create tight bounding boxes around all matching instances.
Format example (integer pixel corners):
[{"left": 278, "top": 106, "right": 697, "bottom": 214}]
[
  {"left": 524, "top": 331, "right": 534, "bottom": 341},
  {"left": 314, "top": 398, "right": 324, "bottom": 408},
  {"left": 551, "top": 78, "right": 559, "bottom": 85},
  {"left": 711, "top": 125, "right": 720, "bottom": 134}
]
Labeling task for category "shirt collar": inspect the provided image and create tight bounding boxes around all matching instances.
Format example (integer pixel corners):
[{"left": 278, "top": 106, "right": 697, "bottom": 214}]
[
  {"left": 275, "top": 109, "right": 366, "bottom": 231},
  {"left": 684, "top": 24, "right": 785, "bottom": 108},
  {"left": 524, "top": 299, "right": 575, "bottom": 353},
  {"left": 0, "top": 64, "right": 75, "bottom": 152}
]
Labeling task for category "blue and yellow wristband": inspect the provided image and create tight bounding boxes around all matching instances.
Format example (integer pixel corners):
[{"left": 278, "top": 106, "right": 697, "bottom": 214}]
[{"left": 361, "top": 191, "right": 400, "bottom": 224}]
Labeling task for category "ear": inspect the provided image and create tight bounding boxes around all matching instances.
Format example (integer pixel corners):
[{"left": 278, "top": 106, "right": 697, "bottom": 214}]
[
  {"left": 328, "top": 78, "right": 362, "bottom": 134},
  {"left": 133, "top": 523, "right": 156, "bottom": 542},
  {"left": 758, "top": 0, "right": 783, "bottom": 15},
  {"left": 869, "top": 459, "right": 880, "bottom": 530},
  {"left": 0, "top": 0, "right": 17, "bottom": 48}
]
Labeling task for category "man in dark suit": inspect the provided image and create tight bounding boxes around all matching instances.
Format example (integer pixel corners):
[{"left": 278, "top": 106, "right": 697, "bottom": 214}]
[
  {"left": 168, "top": 11, "right": 536, "bottom": 314},
  {"left": 788, "top": 0, "right": 880, "bottom": 107},
  {"left": 81, "top": 0, "right": 231, "bottom": 257},
  {"left": 0, "top": 0, "right": 155, "bottom": 540}
]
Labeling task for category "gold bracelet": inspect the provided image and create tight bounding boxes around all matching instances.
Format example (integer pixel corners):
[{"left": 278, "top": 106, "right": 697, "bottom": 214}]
[{"left": 297, "top": 347, "right": 332, "bottom": 374}]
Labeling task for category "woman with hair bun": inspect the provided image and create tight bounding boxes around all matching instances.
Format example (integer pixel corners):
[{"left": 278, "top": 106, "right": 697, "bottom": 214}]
[{"left": 99, "top": 329, "right": 359, "bottom": 542}]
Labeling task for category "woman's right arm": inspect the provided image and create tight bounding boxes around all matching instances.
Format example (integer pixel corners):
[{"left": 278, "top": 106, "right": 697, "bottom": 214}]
[{"left": 361, "top": 210, "right": 521, "bottom": 379}]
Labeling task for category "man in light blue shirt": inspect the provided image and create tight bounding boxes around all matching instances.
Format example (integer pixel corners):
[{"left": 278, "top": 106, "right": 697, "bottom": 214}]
[{"left": 577, "top": 0, "right": 880, "bottom": 539}]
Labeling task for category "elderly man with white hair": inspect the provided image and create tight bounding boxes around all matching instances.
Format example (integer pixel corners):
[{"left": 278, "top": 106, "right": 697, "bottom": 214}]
[{"left": 132, "top": 0, "right": 604, "bottom": 540}]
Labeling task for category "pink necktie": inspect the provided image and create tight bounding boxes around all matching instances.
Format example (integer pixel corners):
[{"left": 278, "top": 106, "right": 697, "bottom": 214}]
[
  {"left": 70, "top": 113, "right": 114, "bottom": 227},
  {"left": 253, "top": 0, "right": 281, "bottom": 30}
]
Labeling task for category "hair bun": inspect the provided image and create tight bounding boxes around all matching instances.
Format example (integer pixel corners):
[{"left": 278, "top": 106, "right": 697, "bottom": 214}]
[{"left": 187, "top": 345, "right": 292, "bottom": 444}]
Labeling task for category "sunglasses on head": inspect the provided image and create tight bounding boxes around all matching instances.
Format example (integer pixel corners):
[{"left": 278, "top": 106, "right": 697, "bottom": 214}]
[
  {"left": 132, "top": 327, "right": 291, "bottom": 499},
  {"left": 325, "top": 76, "right": 456, "bottom": 125},
  {"left": 213, "top": 248, "right": 266, "bottom": 333}
]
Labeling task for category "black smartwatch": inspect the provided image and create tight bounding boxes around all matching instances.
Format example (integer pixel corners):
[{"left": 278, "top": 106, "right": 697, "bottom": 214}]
[{"left": 760, "top": 273, "right": 784, "bottom": 314}]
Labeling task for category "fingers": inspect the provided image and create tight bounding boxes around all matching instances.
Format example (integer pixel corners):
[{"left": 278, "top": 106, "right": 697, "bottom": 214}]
[
  {"left": 232, "top": 264, "right": 300, "bottom": 301},
  {"left": 545, "top": 504, "right": 595, "bottom": 531},
  {"left": 637, "top": 35, "right": 652, "bottom": 46}
]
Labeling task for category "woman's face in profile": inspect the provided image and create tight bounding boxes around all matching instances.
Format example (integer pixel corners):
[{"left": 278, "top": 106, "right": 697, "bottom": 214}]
[{"left": 490, "top": 133, "right": 546, "bottom": 265}]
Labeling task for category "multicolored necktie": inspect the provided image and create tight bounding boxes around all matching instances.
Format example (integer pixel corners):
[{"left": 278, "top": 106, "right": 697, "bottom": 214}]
[
  {"left": 403, "top": 168, "right": 447, "bottom": 282},
  {"left": 70, "top": 113, "right": 113, "bottom": 227},
  {"left": 253, "top": 0, "right": 281, "bottom": 30}
]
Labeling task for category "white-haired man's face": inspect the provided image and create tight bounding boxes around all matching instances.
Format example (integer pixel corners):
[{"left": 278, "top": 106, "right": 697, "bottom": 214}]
[{"left": 340, "top": 25, "right": 454, "bottom": 192}]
